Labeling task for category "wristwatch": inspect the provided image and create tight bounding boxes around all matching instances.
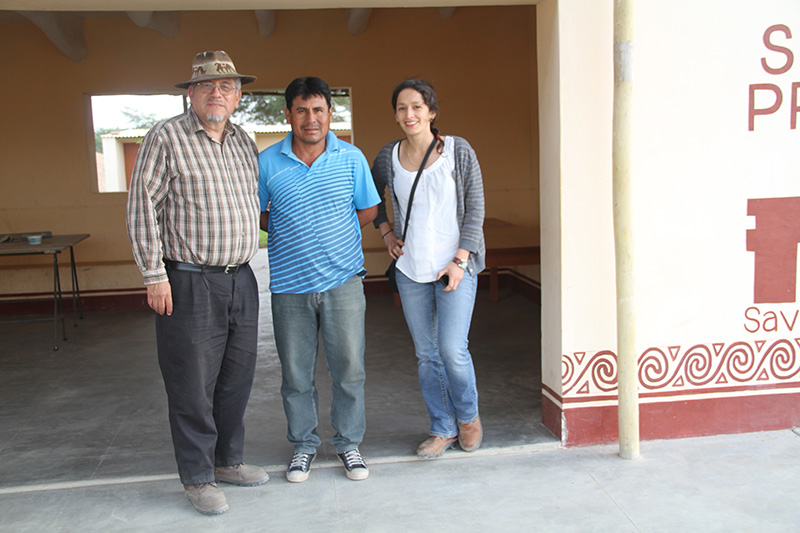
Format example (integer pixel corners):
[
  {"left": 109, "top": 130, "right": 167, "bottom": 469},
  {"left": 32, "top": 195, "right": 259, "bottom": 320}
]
[{"left": 452, "top": 257, "right": 468, "bottom": 270}]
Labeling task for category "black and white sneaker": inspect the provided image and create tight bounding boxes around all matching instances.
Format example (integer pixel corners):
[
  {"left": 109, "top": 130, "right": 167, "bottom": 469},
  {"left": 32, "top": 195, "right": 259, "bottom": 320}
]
[
  {"left": 286, "top": 452, "right": 315, "bottom": 483},
  {"left": 337, "top": 448, "right": 369, "bottom": 481}
]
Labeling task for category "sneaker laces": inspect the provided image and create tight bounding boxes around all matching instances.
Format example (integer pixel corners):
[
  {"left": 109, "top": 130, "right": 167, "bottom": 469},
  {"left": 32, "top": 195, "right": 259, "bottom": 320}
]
[
  {"left": 289, "top": 453, "right": 312, "bottom": 469},
  {"left": 340, "top": 449, "right": 366, "bottom": 468}
]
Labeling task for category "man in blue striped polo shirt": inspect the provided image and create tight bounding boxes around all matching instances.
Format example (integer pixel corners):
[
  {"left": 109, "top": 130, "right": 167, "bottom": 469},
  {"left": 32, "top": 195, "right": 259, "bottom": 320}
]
[{"left": 258, "top": 77, "right": 380, "bottom": 483}]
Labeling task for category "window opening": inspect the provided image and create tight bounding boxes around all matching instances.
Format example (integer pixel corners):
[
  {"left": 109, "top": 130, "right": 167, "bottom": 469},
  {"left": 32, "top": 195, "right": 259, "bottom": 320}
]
[
  {"left": 89, "top": 88, "right": 352, "bottom": 193},
  {"left": 237, "top": 88, "right": 352, "bottom": 151},
  {"left": 90, "top": 94, "right": 185, "bottom": 193}
]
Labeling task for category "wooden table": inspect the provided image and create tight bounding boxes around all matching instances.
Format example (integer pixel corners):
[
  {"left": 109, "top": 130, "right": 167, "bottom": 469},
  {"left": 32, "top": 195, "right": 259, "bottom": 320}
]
[
  {"left": 483, "top": 218, "right": 540, "bottom": 301},
  {"left": 0, "top": 234, "right": 90, "bottom": 350}
]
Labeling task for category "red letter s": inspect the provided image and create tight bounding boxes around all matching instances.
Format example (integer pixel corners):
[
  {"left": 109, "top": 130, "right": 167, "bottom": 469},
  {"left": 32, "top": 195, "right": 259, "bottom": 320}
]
[{"left": 761, "top": 24, "right": 793, "bottom": 75}]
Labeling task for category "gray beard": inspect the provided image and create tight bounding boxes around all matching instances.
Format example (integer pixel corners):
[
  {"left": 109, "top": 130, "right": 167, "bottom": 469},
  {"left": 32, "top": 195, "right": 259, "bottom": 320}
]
[{"left": 205, "top": 113, "right": 225, "bottom": 123}]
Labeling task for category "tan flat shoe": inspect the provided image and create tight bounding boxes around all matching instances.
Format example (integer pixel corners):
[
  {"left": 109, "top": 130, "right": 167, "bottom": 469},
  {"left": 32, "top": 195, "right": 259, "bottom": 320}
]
[
  {"left": 417, "top": 435, "right": 458, "bottom": 459},
  {"left": 458, "top": 415, "right": 483, "bottom": 452}
]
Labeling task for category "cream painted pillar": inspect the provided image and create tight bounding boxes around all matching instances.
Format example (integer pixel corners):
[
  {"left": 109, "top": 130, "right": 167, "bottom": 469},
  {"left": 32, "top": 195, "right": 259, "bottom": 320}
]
[
  {"left": 613, "top": 0, "right": 640, "bottom": 460},
  {"left": 537, "top": 0, "right": 616, "bottom": 444}
]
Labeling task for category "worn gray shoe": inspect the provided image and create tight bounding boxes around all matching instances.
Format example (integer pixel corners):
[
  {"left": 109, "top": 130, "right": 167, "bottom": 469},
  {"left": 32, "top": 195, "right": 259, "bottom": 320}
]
[
  {"left": 184, "top": 482, "right": 229, "bottom": 516},
  {"left": 215, "top": 463, "right": 269, "bottom": 487}
]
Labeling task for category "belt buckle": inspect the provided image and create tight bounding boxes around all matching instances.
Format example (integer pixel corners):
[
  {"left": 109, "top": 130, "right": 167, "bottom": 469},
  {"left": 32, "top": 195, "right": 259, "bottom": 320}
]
[{"left": 224, "top": 264, "right": 237, "bottom": 274}]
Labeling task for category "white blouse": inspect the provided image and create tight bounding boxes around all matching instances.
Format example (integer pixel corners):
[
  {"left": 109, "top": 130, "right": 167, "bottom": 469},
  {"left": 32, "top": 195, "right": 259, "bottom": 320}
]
[{"left": 393, "top": 136, "right": 459, "bottom": 283}]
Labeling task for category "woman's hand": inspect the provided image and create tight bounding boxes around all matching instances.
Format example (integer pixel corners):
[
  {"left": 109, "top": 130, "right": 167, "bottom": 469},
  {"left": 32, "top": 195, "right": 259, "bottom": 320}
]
[
  {"left": 437, "top": 261, "right": 464, "bottom": 292},
  {"left": 383, "top": 232, "right": 405, "bottom": 260}
]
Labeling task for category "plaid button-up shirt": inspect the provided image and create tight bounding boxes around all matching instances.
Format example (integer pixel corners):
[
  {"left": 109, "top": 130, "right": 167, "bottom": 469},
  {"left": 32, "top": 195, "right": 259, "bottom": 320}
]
[{"left": 126, "top": 108, "right": 260, "bottom": 285}]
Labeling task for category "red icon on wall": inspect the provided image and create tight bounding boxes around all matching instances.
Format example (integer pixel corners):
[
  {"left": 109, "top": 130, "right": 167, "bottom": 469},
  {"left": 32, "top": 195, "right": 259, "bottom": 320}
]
[{"left": 747, "top": 197, "right": 800, "bottom": 303}]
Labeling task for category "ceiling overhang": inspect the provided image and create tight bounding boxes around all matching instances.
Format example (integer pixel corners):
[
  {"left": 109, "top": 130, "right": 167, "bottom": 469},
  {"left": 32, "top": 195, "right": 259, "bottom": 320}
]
[
  {"left": 2, "top": 1, "right": 539, "bottom": 62},
  {"left": 0, "top": 0, "right": 537, "bottom": 10}
]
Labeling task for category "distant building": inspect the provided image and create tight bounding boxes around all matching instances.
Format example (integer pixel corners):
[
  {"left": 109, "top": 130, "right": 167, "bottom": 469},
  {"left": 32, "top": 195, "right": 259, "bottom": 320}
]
[{"left": 100, "top": 123, "right": 353, "bottom": 192}]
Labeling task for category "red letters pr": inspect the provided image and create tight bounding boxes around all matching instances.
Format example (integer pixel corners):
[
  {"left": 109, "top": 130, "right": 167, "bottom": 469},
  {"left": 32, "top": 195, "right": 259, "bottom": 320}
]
[{"left": 748, "top": 84, "right": 782, "bottom": 131}]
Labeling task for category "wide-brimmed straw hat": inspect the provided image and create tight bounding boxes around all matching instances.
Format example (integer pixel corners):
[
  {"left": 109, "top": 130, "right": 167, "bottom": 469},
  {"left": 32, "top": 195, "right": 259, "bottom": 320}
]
[{"left": 175, "top": 50, "right": 256, "bottom": 89}]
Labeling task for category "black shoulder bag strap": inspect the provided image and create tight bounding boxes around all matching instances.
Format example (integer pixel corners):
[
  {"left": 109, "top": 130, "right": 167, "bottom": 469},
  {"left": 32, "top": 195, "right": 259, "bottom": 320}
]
[{"left": 397, "top": 136, "right": 439, "bottom": 243}]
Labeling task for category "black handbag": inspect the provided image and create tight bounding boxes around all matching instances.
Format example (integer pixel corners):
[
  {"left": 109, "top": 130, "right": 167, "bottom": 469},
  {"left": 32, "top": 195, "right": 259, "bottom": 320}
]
[{"left": 386, "top": 136, "right": 438, "bottom": 293}]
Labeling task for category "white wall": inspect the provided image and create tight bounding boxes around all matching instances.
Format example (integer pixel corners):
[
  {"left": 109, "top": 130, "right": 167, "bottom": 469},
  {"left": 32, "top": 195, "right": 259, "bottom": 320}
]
[
  {"left": 632, "top": 1, "right": 800, "bottom": 370},
  {"left": 538, "top": 0, "right": 616, "bottom": 406},
  {"left": 554, "top": 1, "right": 800, "bottom": 433},
  {"left": 100, "top": 137, "right": 125, "bottom": 193},
  {"left": 537, "top": 0, "right": 564, "bottom": 400},
  {"left": 538, "top": 0, "right": 800, "bottom": 445}
]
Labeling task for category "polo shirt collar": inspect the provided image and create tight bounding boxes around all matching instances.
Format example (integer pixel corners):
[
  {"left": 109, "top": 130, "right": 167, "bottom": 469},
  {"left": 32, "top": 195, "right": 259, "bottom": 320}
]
[{"left": 281, "top": 130, "right": 340, "bottom": 158}]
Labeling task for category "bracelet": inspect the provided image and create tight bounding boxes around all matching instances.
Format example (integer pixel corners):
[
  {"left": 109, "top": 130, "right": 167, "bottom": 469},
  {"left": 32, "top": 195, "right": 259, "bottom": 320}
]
[
  {"left": 381, "top": 230, "right": 393, "bottom": 239},
  {"left": 452, "top": 257, "right": 468, "bottom": 270}
]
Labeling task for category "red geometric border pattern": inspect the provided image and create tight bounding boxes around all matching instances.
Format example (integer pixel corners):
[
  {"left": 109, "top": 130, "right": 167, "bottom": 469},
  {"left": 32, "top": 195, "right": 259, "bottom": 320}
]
[{"left": 562, "top": 338, "right": 800, "bottom": 397}]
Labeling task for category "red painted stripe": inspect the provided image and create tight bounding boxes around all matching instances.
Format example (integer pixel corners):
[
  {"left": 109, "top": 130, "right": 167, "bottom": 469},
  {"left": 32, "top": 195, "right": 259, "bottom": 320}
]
[{"left": 559, "top": 391, "right": 800, "bottom": 446}]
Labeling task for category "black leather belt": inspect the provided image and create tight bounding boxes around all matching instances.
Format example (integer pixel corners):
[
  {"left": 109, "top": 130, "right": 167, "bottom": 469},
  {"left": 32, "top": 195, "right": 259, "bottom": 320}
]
[{"left": 165, "top": 260, "right": 248, "bottom": 275}]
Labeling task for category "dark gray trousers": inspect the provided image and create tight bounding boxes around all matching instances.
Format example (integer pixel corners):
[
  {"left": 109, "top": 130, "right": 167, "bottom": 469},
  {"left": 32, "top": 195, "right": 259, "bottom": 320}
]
[{"left": 155, "top": 264, "right": 259, "bottom": 485}]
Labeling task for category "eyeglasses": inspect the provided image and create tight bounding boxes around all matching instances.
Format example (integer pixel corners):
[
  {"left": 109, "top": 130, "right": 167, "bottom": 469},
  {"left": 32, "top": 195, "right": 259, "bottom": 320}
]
[{"left": 194, "top": 81, "right": 237, "bottom": 95}]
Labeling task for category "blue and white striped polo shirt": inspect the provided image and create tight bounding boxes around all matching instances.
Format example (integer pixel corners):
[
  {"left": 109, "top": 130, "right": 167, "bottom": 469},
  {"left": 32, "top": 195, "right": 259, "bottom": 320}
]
[{"left": 258, "top": 131, "right": 380, "bottom": 294}]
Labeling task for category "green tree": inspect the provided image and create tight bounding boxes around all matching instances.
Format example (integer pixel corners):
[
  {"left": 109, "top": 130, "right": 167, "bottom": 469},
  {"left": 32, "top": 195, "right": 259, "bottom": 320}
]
[
  {"left": 121, "top": 107, "right": 161, "bottom": 129},
  {"left": 232, "top": 91, "right": 352, "bottom": 125},
  {"left": 331, "top": 96, "right": 352, "bottom": 123},
  {"left": 94, "top": 106, "right": 163, "bottom": 154},
  {"left": 233, "top": 94, "right": 285, "bottom": 125}
]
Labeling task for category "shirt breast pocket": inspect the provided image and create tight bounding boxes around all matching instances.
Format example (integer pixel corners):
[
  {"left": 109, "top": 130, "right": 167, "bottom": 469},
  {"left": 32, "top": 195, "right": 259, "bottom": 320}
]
[{"left": 229, "top": 157, "right": 257, "bottom": 193}]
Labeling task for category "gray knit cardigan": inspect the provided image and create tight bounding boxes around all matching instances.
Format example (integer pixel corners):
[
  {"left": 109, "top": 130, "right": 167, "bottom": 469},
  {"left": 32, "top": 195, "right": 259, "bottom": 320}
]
[{"left": 371, "top": 136, "right": 486, "bottom": 275}]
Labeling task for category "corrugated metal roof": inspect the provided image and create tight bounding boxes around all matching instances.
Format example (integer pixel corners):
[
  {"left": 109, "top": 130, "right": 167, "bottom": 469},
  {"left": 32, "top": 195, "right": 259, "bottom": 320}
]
[
  {"left": 247, "top": 122, "right": 352, "bottom": 133},
  {"left": 102, "top": 122, "right": 352, "bottom": 139},
  {"left": 101, "top": 128, "right": 150, "bottom": 139}
]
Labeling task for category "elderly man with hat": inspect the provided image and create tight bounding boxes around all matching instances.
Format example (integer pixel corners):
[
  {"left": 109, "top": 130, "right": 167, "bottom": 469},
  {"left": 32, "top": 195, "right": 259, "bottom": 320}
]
[{"left": 127, "top": 51, "right": 266, "bottom": 516}]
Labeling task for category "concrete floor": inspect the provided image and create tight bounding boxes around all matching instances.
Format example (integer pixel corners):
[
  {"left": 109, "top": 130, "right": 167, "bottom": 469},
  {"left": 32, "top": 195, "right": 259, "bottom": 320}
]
[{"left": 2, "top": 250, "right": 799, "bottom": 531}]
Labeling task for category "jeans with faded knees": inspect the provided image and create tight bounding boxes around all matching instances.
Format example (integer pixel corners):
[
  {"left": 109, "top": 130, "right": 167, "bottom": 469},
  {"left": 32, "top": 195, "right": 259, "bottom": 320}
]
[
  {"left": 271, "top": 275, "right": 367, "bottom": 454},
  {"left": 396, "top": 268, "right": 479, "bottom": 438}
]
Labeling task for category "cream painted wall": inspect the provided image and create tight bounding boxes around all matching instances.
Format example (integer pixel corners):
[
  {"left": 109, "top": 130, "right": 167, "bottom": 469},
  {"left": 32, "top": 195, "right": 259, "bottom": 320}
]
[
  {"left": 537, "top": 0, "right": 563, "bottom": 399},
  {"left": 547, "top": 0, "right": 800, "bottom": 444},
  {"left": 0, "top": 7, "right": 539, "bottom": 295},
  {"left": 632, "top": 2, "right": 800, "bottom": 352},
  {"left": 537, "top": 0, "right": 616, "bottom": 403},
  {"left": 557, "top": 1, "right": 615, "bottom": 354}
]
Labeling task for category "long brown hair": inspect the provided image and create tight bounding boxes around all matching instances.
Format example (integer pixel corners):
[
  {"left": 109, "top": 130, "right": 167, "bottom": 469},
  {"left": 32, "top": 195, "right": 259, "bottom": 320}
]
[{"left": 391, "top": 78, "right": 443, "bottom": 152}]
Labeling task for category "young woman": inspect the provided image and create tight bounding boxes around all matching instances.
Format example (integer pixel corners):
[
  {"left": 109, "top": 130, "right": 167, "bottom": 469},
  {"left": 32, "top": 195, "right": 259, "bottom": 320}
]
[{"left": 371, "top": 79, "right": 486, "bottom": 459}]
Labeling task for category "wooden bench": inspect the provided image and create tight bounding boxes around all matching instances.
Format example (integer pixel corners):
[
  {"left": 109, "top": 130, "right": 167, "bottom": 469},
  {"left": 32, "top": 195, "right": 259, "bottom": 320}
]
[
  {"left": 366, "top": 218, "right": 539, "bottom": 303},
  {"left": 483, "top": 218, "right": 540, "bottom": 301}
]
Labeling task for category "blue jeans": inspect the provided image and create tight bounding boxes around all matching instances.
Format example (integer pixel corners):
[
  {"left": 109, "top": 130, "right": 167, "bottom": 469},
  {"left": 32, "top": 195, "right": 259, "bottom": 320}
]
[
  {"left": 271, "top": 275, "right": 366, "bottom": 454},
  {"left": 396, "top": 269, "right": 479, "bottom": 438}
]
